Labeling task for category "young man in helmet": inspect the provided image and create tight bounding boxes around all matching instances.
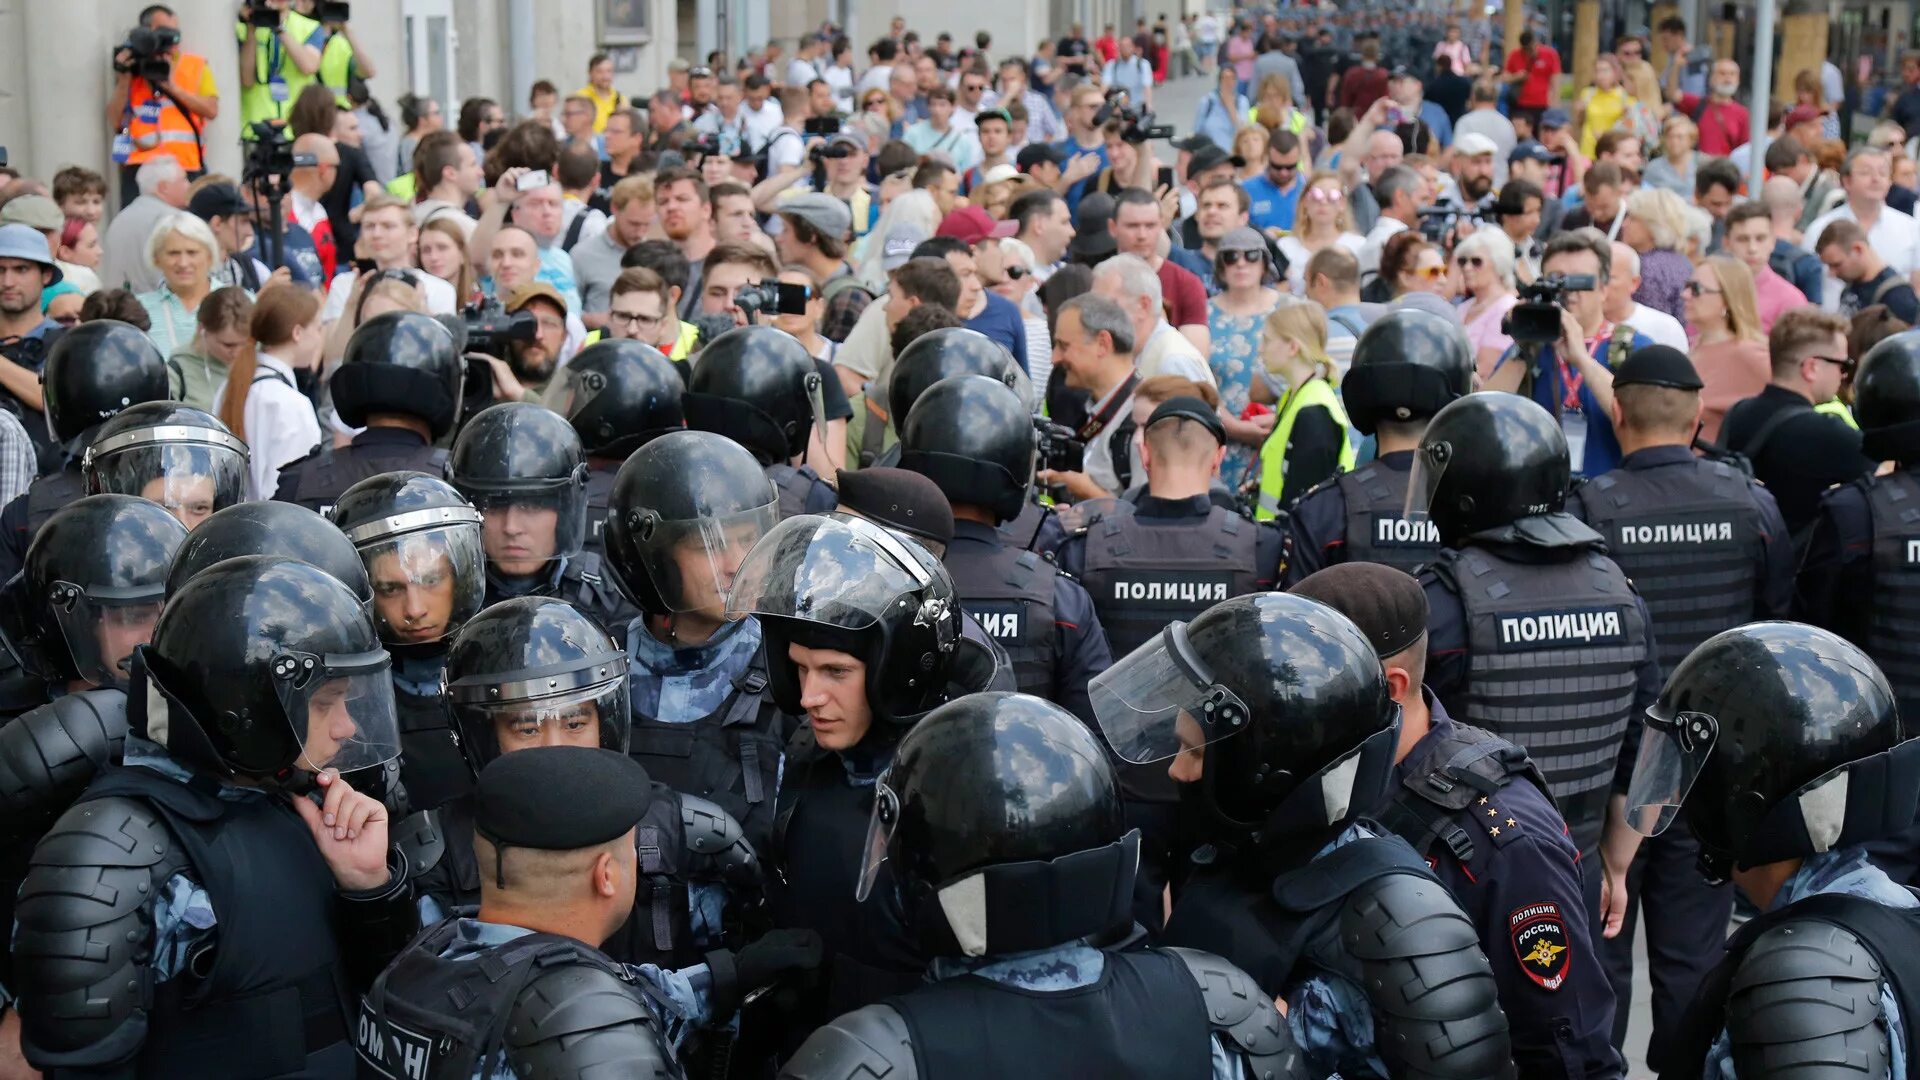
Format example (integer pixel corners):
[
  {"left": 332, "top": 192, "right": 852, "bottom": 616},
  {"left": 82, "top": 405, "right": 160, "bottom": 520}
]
[
  {"left": 683, "top": 319, "right": 841, "bottom": 518},
  {"left": 781, "top": 691, "right": 1302, "bottom": 1080},
  {"left": 1282, "top": 308, "right": 1474, "bottom": 585},
  {"left": 540, "top": 337, "right": 686, "bottom": 561},
  {"left": 730, "top": 513, "right": 1011, "bottom": 1033},
  {"left": 447, "top": 401, "right": 635, "bottom": 632},
  {"left": 80, "top": 401, "right": 251, "bottom": 531},
  {"left": 1565, "top": 344, "right": 1795, "bottom": 1062},
  {"left": 274, "top": 310, "right": 465, "bottom": 515},
  {"left": 12, "top": 557, "right": 414, "bottom": 1076},
  {"left": 1098, "top": 591, "right": 1515, "bottom": 1080},
  {"left": 1625, "top": 622, "right": 1920, "bottom": 1080},
  {"left": 1293, "top": 561, "right": 1627, "bottom": 1079}
]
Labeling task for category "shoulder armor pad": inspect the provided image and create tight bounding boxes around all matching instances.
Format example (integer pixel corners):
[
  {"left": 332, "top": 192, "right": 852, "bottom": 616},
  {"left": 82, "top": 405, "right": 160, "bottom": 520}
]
[
  {"left": 14, "top": 795, "right": 184, "bottom": 1064},
  {"left": 679, "top": 792, "right": 760, "bottom": 885},
  {"left": 1727, "top": 919, "right": 1894, "bottom": 1080},
  {"left": 504, "top": 963, "right": 675, "bottom": 1078},
  {"left": 1341, "top": 870, "right": 1516, "bottom": 1080},
  {"left": 1164, "top": 947, "right": 1308, "bottom": 1078},
  {"left": 393, "top": 807, "right": 447, "bottom": 878},
  {"left": 778, "top": 1004, "right": 918, "bottom": 1080},
  {"left": 0, "top": 689, "right": 128, "bottom": 847}
]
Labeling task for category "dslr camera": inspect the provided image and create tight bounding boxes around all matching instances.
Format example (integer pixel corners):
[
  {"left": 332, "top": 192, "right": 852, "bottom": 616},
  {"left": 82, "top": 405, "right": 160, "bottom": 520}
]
[
  {"left": 1093, "top": 91, "right": 1174, "bottom": 143},
  {"left": 115, "top": 25, "right": 178, "bottom": 84},
  {"left": 1035, "top": 418, "right": 1085, "bottom": 474},
  {"left": 1502, "top": 272, "right": 1596, "bottom": 346}
]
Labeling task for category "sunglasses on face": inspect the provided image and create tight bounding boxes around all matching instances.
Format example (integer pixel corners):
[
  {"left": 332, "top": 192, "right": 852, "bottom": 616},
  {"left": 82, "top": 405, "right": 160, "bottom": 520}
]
[
  {"left": 1005, "top": 265, "right": 1031, "bottom": 279},
  {"left": 1456, "top": 255, "right": 1484, "bottom": 268},
  {"left": 1219, "top": 249, "right": 1261, "bottom": 265},
  {"left": 1811, "top": 353, "right": 1857, "bottom": 374},
  {"left": 1410, "top": 265, "right": 1447, "bottom": 280},
  {"left": 1268, "top": 160, "right": 1300, "bottom": 175},
  {"left": 1304, "top": 187, "right": 1342, "bottom": 203}
]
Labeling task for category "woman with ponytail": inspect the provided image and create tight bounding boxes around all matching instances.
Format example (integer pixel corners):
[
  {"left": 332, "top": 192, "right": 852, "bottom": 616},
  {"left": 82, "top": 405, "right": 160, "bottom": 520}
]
[{"left": 213, "top": 284, "right": 326, "bottom": 500}]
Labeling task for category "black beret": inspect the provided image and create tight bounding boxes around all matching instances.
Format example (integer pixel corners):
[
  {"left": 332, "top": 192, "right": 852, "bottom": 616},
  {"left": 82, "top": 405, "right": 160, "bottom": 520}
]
[
  {"left": 1290, "top": 562, "right": 1429, "bottom": 658},
  {"left": 1613, "top": 345, "right": 1704, "bottom": 391},
  {"left": 475, "top": 747, "right": 653, "bottom": 852},
  {"left": 1146, "top": 396, "right": 1226, "bottom": 445},
  {"left": 835, "top": 467, "right": 956, "bottom": 547}
]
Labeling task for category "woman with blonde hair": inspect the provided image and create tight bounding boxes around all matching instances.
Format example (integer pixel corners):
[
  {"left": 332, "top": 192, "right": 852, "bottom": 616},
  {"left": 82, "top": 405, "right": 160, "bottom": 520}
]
[
  {"left": 1572, "top": 53, "right": 1632, "bottom": 158},
  {"left": 1621, "top": 59, "right": 1666, "bottom": 143},
  {"left": 417, "top": 216, "right": 478, "bottom": 306},
  {"left": 213, "top": 284, "right": 325, "bottom": 500},
  {"left": 1684, "top": 255, "right": 1771, "bottom": 443},
  {"left": 1452, "top": 227, "right": 1519, "bottom": 378},
  {"left": 1642, "top": 115, "right": 1699, "bottom": 198},
  {"left": 1232, "top": 125, "right": 1270, "bottom": 182},
  {"left": 1250, "top": 74, "right": 1311, "bottom": 143},
  {"left": 137, "top": 212, "right": 225, "bottom": 359},
  {"left": 1276, "top": 171, "right": 1364, "bottom": 294},
  {"left": 854, "top": 187, "right": 940, "bottom": 289},
  {"left": 1620, "top": 186, "right": 1692, "bottom": 320},
  {"left": 1247, "top": 297, "right": 1354, "bottom": 518}
]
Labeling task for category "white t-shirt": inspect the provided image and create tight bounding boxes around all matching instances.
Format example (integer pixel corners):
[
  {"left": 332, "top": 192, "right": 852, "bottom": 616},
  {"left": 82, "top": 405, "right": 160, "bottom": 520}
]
[
  {"left": 1621, "top": 302, "right": 1689, "bottom": 352},
  {"left": 855, "top": 64, "right": 893, "bottom": 95},
  {"left": 1358, "top": 218, "right": 1408, "bottom": 282},
  {"left": 1278, "top": 234, "right": 1367, "bottom": 295},
  {"left": 213, "top": 351, "right": 323, "bottom": 501},
  {"left": 787, "top": 57, "right": 824, "bottom": 89},
  {"left": 1136, "top": 322, "right": 1216, "bottom": 383},
  {"left": 741, "top": 99, "right": 787, "bottom": 150},
  {"left": 321, "top": 268, "right": 459, "bottom": 324},
  {"left": 1805, "top": 202, "right": 1920, "bottom": 306},
  {"left": 824, "top": 64, "right": 856, "bottom": 111}
]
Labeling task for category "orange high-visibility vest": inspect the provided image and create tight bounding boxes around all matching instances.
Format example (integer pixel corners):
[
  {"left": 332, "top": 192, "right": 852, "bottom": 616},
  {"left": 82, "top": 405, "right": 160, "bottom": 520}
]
[{"left": 125, "top": 53, "right": 210, "bottom": 171}]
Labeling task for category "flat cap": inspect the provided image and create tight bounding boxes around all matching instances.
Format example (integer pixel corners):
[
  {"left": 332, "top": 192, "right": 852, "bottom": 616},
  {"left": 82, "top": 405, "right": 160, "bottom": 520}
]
[
  {"left": 1613, "top": 344, "right": 1703, "bottom": 390},
  {"left": 475, "top": 746, "right": 653, "bottom": 852},
  {"left": 1290, "top": 562, "right": 1429, "bottom": 658},
  {"left": 779, "top": 193, "right": 854, "bottom": 241},
  {"left": 835, "top": 466, "right": 955, "bottom": 547}
]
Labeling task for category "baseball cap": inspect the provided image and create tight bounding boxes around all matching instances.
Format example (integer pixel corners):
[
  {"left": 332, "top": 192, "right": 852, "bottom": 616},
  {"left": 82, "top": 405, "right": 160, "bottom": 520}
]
[
  {"left": 0, "top": 225, "right": 60, "bottom": 283},
  {"left": 779, "top": 193, "right": 854, "bottom": 241},
  {"left": 0, "top": 195, "right": 63, "bottom": 232},
  {"left": 1540, "top": 108, "right": 1571, "bottom": 130},
  {"left": 1187, "top": 144, "right": 1246, "bottom": 179},
  {"left": 1509, "top": 139, "right": 1555, "bottom": 164},
  {"left": 825, "top": 131, "right": 866, "bottom": 153},
  {"left": 881, "top": 223, "right": 929, "bottom": 271},
  {"left": 980, "top": 163, "right": 1022, "bottom": 186},
  {"left": 1454, "top": 133, "right": 1498, "bottom": 158},
  {"left": 1017, "top": 143, "right": 1070, "bottom": 173},
  {"left": 1145, "top": 396, "right": 1226, "bottom": 445},
  {"left": 935, "top": 206, "right": 1018, "bottom": 246},
  {"left": 504, "top": 281, "right": 568, "bottom": 315},
  {"left": 1173, "top": 133, "right": 1220, "bottom": 155},
  {"left": 188, "top": 183, "right": 251, "bottom": 222}
]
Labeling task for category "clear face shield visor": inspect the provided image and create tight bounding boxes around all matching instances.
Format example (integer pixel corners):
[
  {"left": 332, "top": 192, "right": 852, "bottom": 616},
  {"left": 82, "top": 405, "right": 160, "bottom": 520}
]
[
  {"left": 1624, "top": 709, "right": 1718, "bottom": 837},
  {"left": 1089, "top": 621, "right": 1252, "bottom": 765}
]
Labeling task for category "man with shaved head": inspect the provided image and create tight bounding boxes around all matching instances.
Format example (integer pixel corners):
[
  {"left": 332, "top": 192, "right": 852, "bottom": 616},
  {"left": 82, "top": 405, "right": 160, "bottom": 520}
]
[
  {"left": 1761, "top": 175, "right": 1827, "bottom": 304},
  {"left": 289, "top": 132, "right": 343, "bottom": 280}
]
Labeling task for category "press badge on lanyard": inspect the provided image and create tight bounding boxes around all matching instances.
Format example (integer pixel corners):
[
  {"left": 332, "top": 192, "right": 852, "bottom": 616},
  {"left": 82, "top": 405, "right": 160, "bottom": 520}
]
[
  {"left": 267, "top": 32, "right": 290, "bottom": 103},
  {"left": 1557, "top": 353, "right": 1587, "bottom": 471}
]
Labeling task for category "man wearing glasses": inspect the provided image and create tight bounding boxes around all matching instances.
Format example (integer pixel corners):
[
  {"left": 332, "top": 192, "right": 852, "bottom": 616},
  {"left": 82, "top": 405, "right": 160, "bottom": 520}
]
[{"left": 1241, "top": 130, "right": 1305, "bottom": 233}]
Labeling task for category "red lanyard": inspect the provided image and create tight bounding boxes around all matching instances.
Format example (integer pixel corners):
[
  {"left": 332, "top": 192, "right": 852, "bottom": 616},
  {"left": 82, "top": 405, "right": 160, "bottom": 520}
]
[{"left": 1558, "top": 324, "right": 1608, "bottom": 411}]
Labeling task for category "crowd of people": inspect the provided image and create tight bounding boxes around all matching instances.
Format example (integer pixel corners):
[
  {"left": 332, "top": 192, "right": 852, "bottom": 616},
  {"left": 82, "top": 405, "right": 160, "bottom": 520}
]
[{"left": 0, "top": 0, "right": 1919, "bottom": 1078}]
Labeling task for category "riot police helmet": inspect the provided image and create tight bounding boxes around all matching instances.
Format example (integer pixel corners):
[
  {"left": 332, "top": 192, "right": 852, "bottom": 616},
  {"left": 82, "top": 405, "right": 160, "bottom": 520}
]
[
  {"left": 727, "top": 513, "right": 963, "bottom": 728},
  {"left": 447, "top": 402, "right": 591, "bottom": 576},
  {"left": 1092, "top": 592, "right": 1400, "bottom": 853},
  {"left": 0, "top": 494, "right": 186, "bottom": 689},
  {"left": 602, "top": 429, "right": 779, "bottom": 616},
  {"left": 165, "top": 500, "right": 373, "bottom": 605},
  {"left": 82, "top": 402, "right": 249, "bottom": 529},
  {"left": 1406, "top": 392, "right": 1570, "bottom": 545},
  {"left": 137, "top": 555, "right": 399, "bottom": 787},
  {"left": 1853, "top": 328, "right": 1920, "bottom": 463},
  {"left": 887, "top": 327, "right": 1033, "bottom": 428},
  {"left": 330, "top": 310, "right": 466, "bottom": 438},
  {"left": 330, "top": 471, "right": 486, "bottom": 650},
  {"left": 1341, "top": 308, "right": 1475, "bottom": 436},
  {"left": 858, "top": 691, "right": 1137, "bottom": 957},
  {"left": 1627, "top": 621, "right": 1920, "bottom": 876},
  {"left": 443, "top": 596, "right": 630, "bottom": 777},
  {"left": 541, "top": 338, "right": 686, "bottom": 459},
  {"left": 42, "top": 320, "right": 170, "bottom": 445},
  {"left": 897, "top": 375, "right": 1037, "bottom": 524},
  {"left": 682, "top": 325, "right": 820, "bottom": 464}
]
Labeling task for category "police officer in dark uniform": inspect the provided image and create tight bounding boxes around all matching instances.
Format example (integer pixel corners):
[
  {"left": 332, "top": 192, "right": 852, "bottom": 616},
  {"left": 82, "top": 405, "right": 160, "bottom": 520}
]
[
  {"left": 1094, "top": 591, "right": 1515, "bottom": 1079},
  {"left": 603, "top": 430, "right": 790, "bottom": 855},
  {"left": 273, "top": 311, "right": 465, "bottom": 514},
  {"left": 330, "top": 472, "right": 488, "bottom": 811},
  {"left": 396, "top": 596, "right": 770, "bottom": 989},
  {"left": 447, "top": 400, "right": 634, "bottom": 631},
  {"left": 359, "top": 746, "right": 691, "bottom": 1079},
  {"left": 81, "top": 400, "right": 250, "bottom": 530},
  {"left": 1564, "top": 345, "right": 1793, "bottom": 1060},
  {"left": 727, "top": 513, "right": 1012, "bottom": 1032},
  {"left": 896, "top": 374, "right": 1112, "bottom": 723},
  {"left": 12, "top": 555, "right": 416, "bottom": 1078},
  {"left": 1282, "top": 308, "right": 1474, "bottom": 586},
  {"left": 1293, "top": 561, "right": 1625, "bottom": 1079},
  {"left": 0, "top": 320, "right": 169, "bottom": 582},
  {"left": 1625, "top": 622, "right": 1920, "bottom": 1080},
  {"left": 683, "top": 325, "right": 838, "bottom": 518},
  {"left": 163, "top": 499, "right": 373, "bottom": 600},
  {"left": 780, "top": 691, "right": 1304, "bottom": 1080},
  {"left": 542, "top": 338, "right": 687, "bottom": 561},
  {"left": 1413, "top": 392, "right": 1661, "bottom": 914},
  {"left": 1800, "top": 328, "right": 1920, "bottom": 887}
]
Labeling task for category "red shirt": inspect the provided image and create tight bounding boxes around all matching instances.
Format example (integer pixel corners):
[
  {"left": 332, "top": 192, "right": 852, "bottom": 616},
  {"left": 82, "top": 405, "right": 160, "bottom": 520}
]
[
  {"left": 1157, "top": 260, "right": 1208, "bottom": 328},
  {"left": 1339, "top": 65, "right": 1390, "bottom": 113},
  {"left": 1095, "top": 34, "right": 1119, "bottom": 62},
  {"left": 1679, "top": 95, "right": 1751, "bottom": 156},
  {"left": 1504, "top": 44, "right": 1562, "bottom": 109}
]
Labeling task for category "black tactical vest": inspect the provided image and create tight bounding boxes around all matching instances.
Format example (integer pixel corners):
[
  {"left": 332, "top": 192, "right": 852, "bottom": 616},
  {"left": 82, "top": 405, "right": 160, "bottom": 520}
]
[
  {"left": 274, "top": 442, "right": 449, "bottom": 516},
  {"left": 629, "top": 653, "right": 789, "bottom": 855},
  {"left": 484, "top": 553, "right": 636, "bottom": 637},
  {"left": 767, "top": 463, "right": 838, "bottom": 519},
  {"left": 1375, "top": 722, "right": 1555, "bottom": 865},
  {"left": 1865, "top": 471, "right": 1920, "bottom": 717},
  {"left": 357, "top": 916, "right": 643, "bottom": 1080},
  {"left": 1434, "top": 543, "right": 1649, "bottom": 857},
  {"left": 24, "top": 468, "right": 85, "bottom": 537},
  {"left": 1574, "top": 459, "right": 1764, "bottom": 679},
  {"left": 582, "top": 462, "right": 618, "bottom": 561},
  {"left": 887, "top": 949, "right": 1214, "bottom": 1080},
  {"left": 391, "top": 648, "right": 468, "bottom": 813},
  {"left": 1336, "top": 462, "right": 1442, "bottom": 575},
  {"left": 943, "top": 541, "right": 1058, "bottom": 697},
  {"left": 1000, "top": 498, "right": 1067, "bottom": 555},
  {"left": 1076, "top": 506, "right": 1262, "bottom": 659},
  {"left": 76, "top": 765, "right": 354, "bottom": 1078}
]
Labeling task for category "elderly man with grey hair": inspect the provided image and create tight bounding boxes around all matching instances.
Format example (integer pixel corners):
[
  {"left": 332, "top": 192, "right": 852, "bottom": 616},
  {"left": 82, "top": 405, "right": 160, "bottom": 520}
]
[
  {"left": 1041, "top": 292, "right": 1144, "bottom": 500},
  {"left": 1090, "top": 254, "right": 1215, "bottom": 384},
  {"left": 1604, "top": 240, "right": 1689, "bottom": 350},
  {"left": 1358, "top": 163, "right": 1429, "bottom": 282},
  {"left": 102, "top": 157, "right": 191, "bottom": 293}
]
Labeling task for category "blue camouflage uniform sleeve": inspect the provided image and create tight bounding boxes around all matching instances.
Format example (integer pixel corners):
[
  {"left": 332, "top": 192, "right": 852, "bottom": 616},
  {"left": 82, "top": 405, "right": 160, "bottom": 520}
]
[{"left": 1052, "top": 574, "right": 1113, "bottom": 725}]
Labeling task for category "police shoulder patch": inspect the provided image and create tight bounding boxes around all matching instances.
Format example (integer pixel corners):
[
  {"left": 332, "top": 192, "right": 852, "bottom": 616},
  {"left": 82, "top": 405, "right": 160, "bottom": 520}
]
[{"left": 1509, "top": 901, "right": 1571, "bottom": 991}]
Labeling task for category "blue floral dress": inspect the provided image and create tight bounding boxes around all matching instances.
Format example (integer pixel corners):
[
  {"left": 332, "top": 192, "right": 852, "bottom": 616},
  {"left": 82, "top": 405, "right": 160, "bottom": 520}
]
[{"left": 1207, "top": 295, "right": 1275, "bottom": 492}]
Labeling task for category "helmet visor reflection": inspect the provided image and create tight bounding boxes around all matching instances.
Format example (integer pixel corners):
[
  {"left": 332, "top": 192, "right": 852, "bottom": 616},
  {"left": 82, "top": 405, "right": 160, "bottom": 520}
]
[
  {"left": 358, "top": 525, "right": 487, "bottom": 645},
  {"left": 88, "top": 443, "right": 249, "bottom": 524},
  {"left": 51, "top": 586, "right": 164, "bottom": 689},
  {"left": 1402, "top": 437, "right": 1452, "bottom": 527},
  {"left": 634, "top": 503, "right": 780, "bottom": 614},
  {"left": 1090, "top": 623, "right": 1251, "bottom": 765}
]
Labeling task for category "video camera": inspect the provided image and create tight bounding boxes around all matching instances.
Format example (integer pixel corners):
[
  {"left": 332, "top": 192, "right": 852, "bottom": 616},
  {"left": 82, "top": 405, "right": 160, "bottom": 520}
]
[
  {"left": 1502, "top": 272, "right": 1597, "bottom": 346},
  {"left": 733, "top": 281, "right": 811, "bottom": 319},
  {"left": 1414, "top": 202, "right": 1483, "bottom": 247},
  {"left": 315, "top": 1, "right": 351, "bottom": 21},
  {"left": 242, "top": 121, "right": 314, "bottom": 186},
  {"left": 1035, "top": 418, "right": 1085, "bottom": 475},
  {"left": 1093, "top": 91, "right": 1174, "bottom": 144},
  {"left": 461, "top": 300, "right": 538, "bottom": 359},
  {"left": 115, "top": 25, "right": 178, "bottom": 84}
]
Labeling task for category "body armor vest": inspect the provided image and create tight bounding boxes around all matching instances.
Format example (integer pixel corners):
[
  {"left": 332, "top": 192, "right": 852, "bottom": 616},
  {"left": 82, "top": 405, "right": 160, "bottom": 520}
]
[
  {"left": 1575, "top": 459, "right": 1765, "bottom": 679},
  {"left": 1865, "top": 471, "right": 1920, "bottom": 717},
  {"left": 629, "top": 652, "right": 789, "bottom": 855},
  {"left": 1375, "top": 722, "right": 1554, "bottom": 865},
  {"left": 1434, "top": 542, "right": 1649, "bottom": 857},
  {"left": 583, "top": 462, "right": 617, "bottom": 561},
  {"left": 887, "top": 949, "right": 1214, "bottom": 1080},
  {"left": 483, "top": 553, "right": 636, "bottom": 636},
  {"left": 767, "top": 463, "right": 838, "bottom": 519},
  {"left": 392, "top": 648, "right": 467, "bottom": 812},
  {"left": 1336, "top": 462, "right": 1441, "bottom": 575},
  {"left": 24, "top": 469, "right": 84, "bottom": 537},
  {"left": 274, "top": 441, "right": 448, "bottom": 516},
  {"left": 943, "top": 541, "right": 1058, "bottom": 697},
  {"left": 1077, "top": 506, "right": 1262, "bottom": 659}
]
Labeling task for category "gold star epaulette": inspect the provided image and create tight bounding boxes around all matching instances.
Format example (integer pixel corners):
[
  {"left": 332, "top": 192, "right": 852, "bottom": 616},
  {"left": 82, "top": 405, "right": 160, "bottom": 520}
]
[{"left": 1479, "top": 799, "right": 1523, "bottom": 847}]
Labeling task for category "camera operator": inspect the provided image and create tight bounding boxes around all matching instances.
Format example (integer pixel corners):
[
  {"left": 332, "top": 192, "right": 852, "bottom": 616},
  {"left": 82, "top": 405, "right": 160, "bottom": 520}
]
[
  {"left": 751, "top": 132, "right": 872, "bottom": 238},
  {"left": 236, "top": 0, "right": 324, "bottom": 134},
  {"left": 1484, "top": 229, "right": 1652, "bottom": 476},
  {"left": 476, "top": 282, "right": 570, "bottom": 403},
  {"left": 110, "top": 5, "right": 220, "bottom": 210},
  {"left": 295, "top": 0, "right": 375, "bottom": 106}
]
